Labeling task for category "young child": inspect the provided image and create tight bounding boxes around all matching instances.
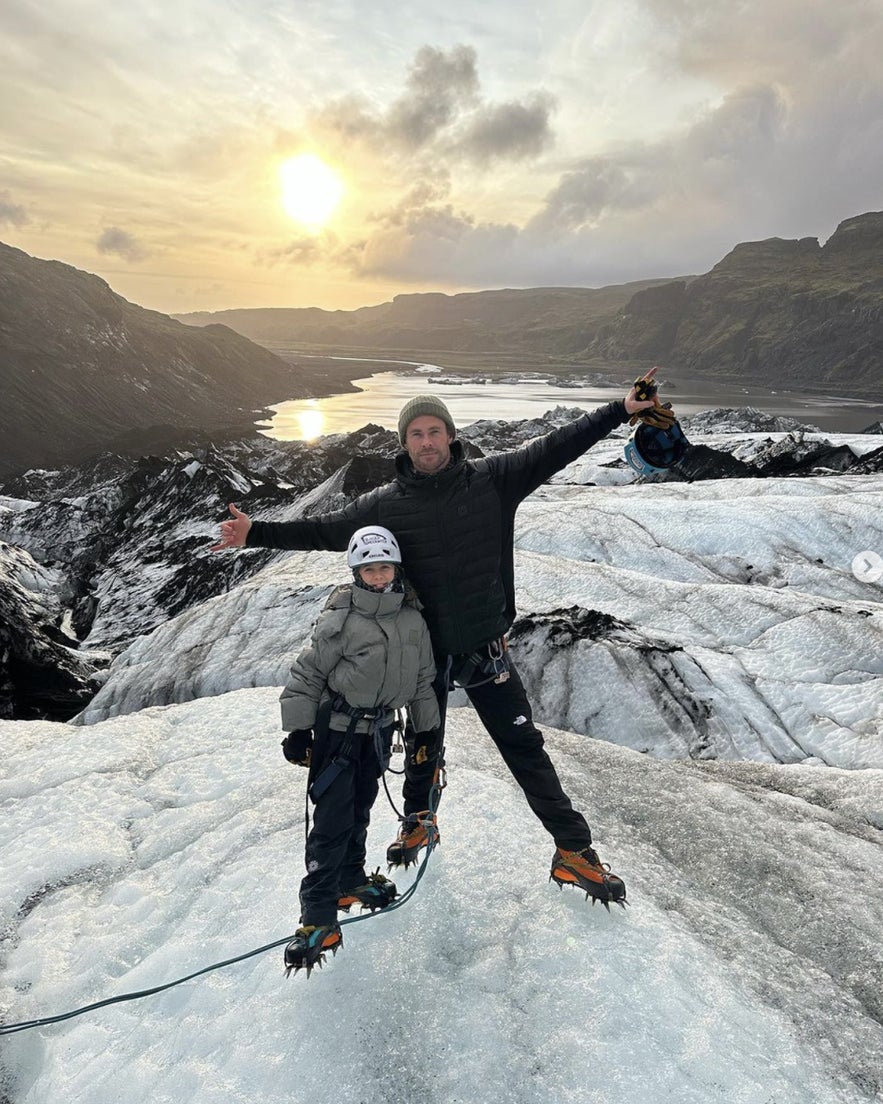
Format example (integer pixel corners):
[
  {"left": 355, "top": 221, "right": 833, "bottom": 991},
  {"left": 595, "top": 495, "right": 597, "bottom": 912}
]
[{"left": 280, "top": 524, "right": 440, "bottom": 976}]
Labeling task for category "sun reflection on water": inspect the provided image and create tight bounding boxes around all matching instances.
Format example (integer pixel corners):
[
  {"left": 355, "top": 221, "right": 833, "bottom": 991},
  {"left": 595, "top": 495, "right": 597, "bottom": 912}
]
[{"left": 297, "top": 407, "right": 324, "bottom": 440}]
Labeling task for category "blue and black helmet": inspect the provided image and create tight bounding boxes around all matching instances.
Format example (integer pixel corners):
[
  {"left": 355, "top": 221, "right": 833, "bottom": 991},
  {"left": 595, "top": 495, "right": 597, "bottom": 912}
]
[{"left": 624, "top": 421, "right": 689, "bottom": 477}]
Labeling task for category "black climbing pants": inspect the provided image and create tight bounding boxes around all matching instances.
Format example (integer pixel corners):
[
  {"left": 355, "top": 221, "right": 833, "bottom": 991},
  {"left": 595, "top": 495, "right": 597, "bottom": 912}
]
[
  {"left": 300, "top": 725, "right": 392, "bottom": 926},
  {"left": 402, "top": 661, "right": 592, "bottom": 852}
]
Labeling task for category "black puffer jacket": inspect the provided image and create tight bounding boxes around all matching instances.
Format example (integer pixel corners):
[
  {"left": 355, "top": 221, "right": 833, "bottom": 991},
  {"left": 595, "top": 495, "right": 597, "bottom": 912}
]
[{"left": 247, "top": 402, "right": 628, "bottom": 656}]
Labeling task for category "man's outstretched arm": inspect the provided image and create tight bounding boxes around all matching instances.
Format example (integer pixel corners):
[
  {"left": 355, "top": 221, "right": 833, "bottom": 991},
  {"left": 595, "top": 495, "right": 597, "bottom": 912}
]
[
  {"left": 488, "top": 369, "right": 662, "bottom": 504},
  {"left": 211, "top": 490, "right": 382, "bottom": 553}
]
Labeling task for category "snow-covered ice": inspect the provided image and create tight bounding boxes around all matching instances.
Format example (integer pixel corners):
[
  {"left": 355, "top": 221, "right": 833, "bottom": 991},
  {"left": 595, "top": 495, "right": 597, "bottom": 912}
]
[
  {"left": 2, "top": 411, "right": 883, "bottom": 1102},
  {"left": 1, "top": 689, "right": 882, "bottom": 1103},
  {"left": 75, "top": 475, "right": 883, "bottom": 771}
]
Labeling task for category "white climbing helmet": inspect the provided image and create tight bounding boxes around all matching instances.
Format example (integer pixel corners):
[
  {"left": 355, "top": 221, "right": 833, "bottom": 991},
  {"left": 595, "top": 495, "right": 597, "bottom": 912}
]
[{"left": 346, "top": 525, "right": 402, "bottom": 568}]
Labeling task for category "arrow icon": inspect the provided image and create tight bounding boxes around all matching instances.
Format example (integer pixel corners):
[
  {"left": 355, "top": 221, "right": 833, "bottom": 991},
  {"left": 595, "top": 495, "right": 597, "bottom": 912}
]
[{"left": 852, "top": 550, "right": 883, "bottom": 583}]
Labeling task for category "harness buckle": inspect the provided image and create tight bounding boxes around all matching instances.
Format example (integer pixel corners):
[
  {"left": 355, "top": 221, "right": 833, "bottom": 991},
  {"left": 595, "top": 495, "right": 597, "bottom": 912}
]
[
  {"left": 391, "top": 710, "right": 404, "bottom": 753},
  {"left": 489, "top": 637, "right": 510, "bottom": 684}
]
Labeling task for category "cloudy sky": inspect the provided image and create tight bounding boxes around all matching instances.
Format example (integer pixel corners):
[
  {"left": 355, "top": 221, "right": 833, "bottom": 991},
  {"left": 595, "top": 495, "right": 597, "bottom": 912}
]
[{"left": 2, "top": 0, "right": 882, "bottom": 313}]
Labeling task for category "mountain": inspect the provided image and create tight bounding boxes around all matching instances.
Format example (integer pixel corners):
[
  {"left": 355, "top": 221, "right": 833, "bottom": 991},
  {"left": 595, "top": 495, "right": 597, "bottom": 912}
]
[
  {"left": 176, "top": 211, "right": 883, "bottom": 392},
  {"left": 174, "top": 280, "right": 676, "bottom": 354},
  {"left": 0, "top": 541, "right": 103, "bottom": 720},
  {"left": 591, "top": 212, "right": 883, "bottom": 388},
  {"left": 0, "top": 243, "right": 342, "bottom": 478},
  {"left": 0, "top": 419, "right": 421, "bottom": 720}
]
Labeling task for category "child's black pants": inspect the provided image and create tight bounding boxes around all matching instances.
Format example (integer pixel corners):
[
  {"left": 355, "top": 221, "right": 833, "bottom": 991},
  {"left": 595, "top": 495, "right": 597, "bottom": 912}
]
[{"left": 300, "top": 725, "right": 391, "bottom": 926}]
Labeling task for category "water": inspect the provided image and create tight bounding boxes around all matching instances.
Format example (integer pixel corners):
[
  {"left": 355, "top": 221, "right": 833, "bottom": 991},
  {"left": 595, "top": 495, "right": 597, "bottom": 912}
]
[{"left": 258, "top": 358, "right": 883, "bottom": 441}]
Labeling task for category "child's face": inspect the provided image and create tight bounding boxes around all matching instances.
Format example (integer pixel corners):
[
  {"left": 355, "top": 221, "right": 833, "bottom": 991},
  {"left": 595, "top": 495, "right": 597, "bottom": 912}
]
[{"left": 358, "top": 562, "right": 396, "bottom": 589}]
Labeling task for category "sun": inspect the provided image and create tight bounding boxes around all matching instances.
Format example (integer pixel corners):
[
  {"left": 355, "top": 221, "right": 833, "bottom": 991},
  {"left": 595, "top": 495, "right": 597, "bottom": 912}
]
[{"left": 279, "top": 154, "right": 344, "bottom": 230}]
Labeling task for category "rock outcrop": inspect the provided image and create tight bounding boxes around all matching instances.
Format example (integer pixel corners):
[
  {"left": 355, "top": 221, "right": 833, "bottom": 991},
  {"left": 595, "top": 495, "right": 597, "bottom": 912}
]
[{"left": 591, "top": 213, "right": 883, "bottom": 388}]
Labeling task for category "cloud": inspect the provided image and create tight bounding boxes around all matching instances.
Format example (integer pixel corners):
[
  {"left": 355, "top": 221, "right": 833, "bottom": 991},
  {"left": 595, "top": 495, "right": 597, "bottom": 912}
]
[
  {"left": 312, "top": 45, "right": 481, "bottom": 153},
  {"left": 258, "top": 231, "right": 338, "bottom": 267},
  {"left": 338, "top": 79, "right": 836, "bottom": 289},
  {"left": 313, "top": 44, "right": 554, "bottom": 166},
  {"left": 386, "top": 44, "right": 481, "bottom": 150},
  {"left": 528, "top": 159, "right": 639, "bottom": 235},
  {"left": 333, "top": 5, "right": 883, "bottom": 291},
  {"left": 355, "top": 211, "right": 519, "bottom": 285},
  {"left": 639, "top": 0, "right": 883, "bottom": 87},
  {"left": 685, "top": 84, "right": 786, "bottom": 164},
  {"left": 528, "top": 83, "right": 787, "bottom": 237},
  {"left": 346, "top": 178, "right": 515, "bottom": 283},
  {"left": 0, "top": 191, "right": 29, "bottom": 227},
  {"left": 96, "top": 227, "right": 148, "bottom": 263},
  {"left": 453, "top": 92, "right": 555, "bottom": 164},
  {"left": 370, "top": 177, "right": 453, "bottom": 228},
  {"left": 9, "top": 5, "right": 876, "bottom": 302}
]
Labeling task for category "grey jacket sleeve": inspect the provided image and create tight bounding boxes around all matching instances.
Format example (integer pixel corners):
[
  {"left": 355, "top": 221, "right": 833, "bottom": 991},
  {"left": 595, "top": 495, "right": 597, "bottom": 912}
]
[
  {"left": 279, "top": 626, "right": 342, "bottom": 732},
  {"left": 407, "top": 623, "right": 441, "bottom": 734}
]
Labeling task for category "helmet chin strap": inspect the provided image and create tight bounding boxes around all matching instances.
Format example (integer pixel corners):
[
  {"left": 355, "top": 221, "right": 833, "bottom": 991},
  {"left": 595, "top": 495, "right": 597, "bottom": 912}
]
[{"left": 353, "top": 567, "right": 404, "bottom": 594}]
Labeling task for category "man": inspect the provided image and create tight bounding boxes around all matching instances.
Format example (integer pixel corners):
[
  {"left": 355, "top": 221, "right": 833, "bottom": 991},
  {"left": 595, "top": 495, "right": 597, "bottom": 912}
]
[{"left": 213, "top": 373, "right": 665, "bottom": 906}]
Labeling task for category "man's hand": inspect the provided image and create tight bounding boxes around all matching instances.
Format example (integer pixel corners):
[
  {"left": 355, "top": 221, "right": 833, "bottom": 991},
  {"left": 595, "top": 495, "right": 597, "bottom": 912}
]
[
  {"left": 211, "top": 503, "right": 252, "bottom": 551},
  {"left": 629, "top": 401, "right": 677, "bottom": 430},
  {"left": 625, "top": 366, "right": 677, "bottom": 429},
  {"left": 624, "top": 366, "right": 660, "bottom": 416}
]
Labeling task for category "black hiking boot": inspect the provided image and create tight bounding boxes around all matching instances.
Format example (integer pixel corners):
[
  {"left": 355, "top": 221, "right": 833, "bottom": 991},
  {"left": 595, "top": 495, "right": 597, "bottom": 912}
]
[
  {"left": 386, "top": 811, "right": 439, "bottom": 869},
  {"left": 284, "top": 924, "right": 342, "bottom": 977},
  {"left": 338, "top": 870, "right": 399, "bottom": 913},
  {"left": 550, "top": 846, "right": 627, "bottom": 909}
]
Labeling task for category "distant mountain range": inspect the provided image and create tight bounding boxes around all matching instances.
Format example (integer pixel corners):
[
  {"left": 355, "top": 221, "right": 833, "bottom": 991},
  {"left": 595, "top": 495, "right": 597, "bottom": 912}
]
[
  {"left": 177, "top": 211, "right": 883, "bottom": 390},
  {"left": 177, "top": 279, "right": 674, "bottom": 355},
  {"left": 0, "top": 242, "right": 343, "bottom": 477}
]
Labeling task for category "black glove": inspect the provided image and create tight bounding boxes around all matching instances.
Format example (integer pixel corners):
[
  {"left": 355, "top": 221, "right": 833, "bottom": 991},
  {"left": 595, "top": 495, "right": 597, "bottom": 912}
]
[
  {"left": 409, "top": 729, "right": 441, "bottom": 768},
  {"left": 281, "top": 729, "right": 313, "bottom": 767}
]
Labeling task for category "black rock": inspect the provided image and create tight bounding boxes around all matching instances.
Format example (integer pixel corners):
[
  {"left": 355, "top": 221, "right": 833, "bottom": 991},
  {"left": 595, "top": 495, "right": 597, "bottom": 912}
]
[{"left": 0, "top": 545, "right": 104, "bottom": 721}]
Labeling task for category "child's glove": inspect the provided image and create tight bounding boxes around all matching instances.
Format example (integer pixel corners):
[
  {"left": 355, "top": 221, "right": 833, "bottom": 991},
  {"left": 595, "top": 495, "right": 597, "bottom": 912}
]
[{"left": 281, "top": 729, "right": 313, "bottom": 767}]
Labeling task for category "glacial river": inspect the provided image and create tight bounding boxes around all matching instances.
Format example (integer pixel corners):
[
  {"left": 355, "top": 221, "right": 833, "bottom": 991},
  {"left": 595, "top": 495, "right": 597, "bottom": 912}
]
[{"left": 257, "top": 359, "right": 883, "bottom": 441}]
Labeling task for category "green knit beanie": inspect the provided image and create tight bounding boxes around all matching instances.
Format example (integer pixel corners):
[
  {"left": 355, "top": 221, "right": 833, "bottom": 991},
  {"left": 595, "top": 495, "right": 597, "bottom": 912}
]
[{"left": 397, "top": 394, "right": 457, "bottom": 445}]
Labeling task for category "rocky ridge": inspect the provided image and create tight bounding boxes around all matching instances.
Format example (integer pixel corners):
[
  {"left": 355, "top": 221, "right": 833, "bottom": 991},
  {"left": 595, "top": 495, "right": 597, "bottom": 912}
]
[{"left": 1, "top": 407, "right": 882, "bottom": 721}]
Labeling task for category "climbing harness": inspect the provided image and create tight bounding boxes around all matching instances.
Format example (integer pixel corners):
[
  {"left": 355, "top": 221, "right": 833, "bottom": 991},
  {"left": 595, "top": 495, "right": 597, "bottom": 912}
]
[
  {"left": 0, "top": 781, "right": 444, "bottom": 1037},
  {"left": 307, "top": 695, "right": 394, "bottom": 802},
  {"left": 448, "top": 636, "right": 511, "bottom": 690}
]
